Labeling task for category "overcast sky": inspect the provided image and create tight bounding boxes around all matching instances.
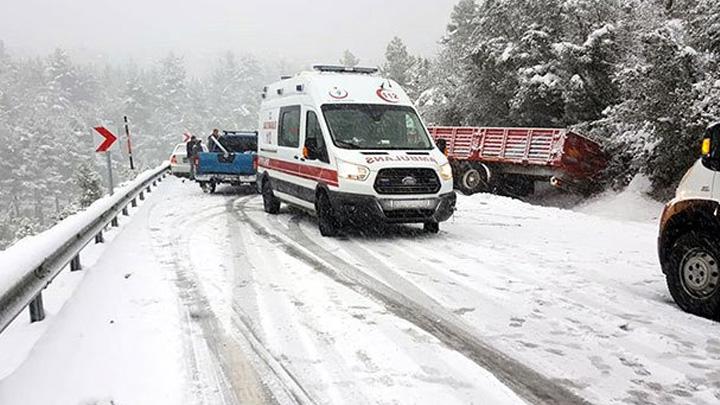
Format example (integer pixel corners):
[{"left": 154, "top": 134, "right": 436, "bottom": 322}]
[{"left": 1, "top": 0, "right": 459, "bottom": 73}]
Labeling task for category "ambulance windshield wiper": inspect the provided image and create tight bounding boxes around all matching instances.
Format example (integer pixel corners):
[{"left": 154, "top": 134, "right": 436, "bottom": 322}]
[{"left": 335, "top": 139, "right": 362, "bottom": 149}]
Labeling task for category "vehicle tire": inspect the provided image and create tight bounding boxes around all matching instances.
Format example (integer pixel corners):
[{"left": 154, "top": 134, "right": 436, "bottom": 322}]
[
  {"left": 209, "top": 181, "right": 217, "bottom": 194},
  {"left": 316, "top": 191, "right": 340, "bottom": 237},
  {"left": 262, "top": 178, "right": 280, "bottom": 214},
  {"left": 457, "top": 163, "right": 488, "bottom": 195},
  {"left": 200, "top": 182, "right": 210, "bottom": 193},
  {"left": 423, "top": 222, "right": 440, "bottom": 234},
  {"left": 665, "top": 231, "right": 720, "bottom": 319}
]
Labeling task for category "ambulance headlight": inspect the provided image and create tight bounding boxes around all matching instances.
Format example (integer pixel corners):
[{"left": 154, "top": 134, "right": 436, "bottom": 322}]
[
  {"left": 439, "top": 163, "right": 453, "bottom": 181},
  {"left": 337, "top": 160, "right": 370, "bottom": 181}
]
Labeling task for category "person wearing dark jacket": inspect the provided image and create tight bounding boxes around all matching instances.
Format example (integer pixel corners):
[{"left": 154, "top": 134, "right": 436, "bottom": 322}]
[
  {"left": 208, "top": 128, "right": 222, "bottom": 153},
  {"left": 186, "top": 136, "right": 198, "bottom": 179}
]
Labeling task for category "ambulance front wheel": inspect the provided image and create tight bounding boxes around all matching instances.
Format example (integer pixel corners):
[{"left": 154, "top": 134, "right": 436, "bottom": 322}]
[
  {"left": 316, "top": 191, "right": 340, "bottom": 237},
  {"left": 262, "top": 178, "right": 280, "bottom": 214}
]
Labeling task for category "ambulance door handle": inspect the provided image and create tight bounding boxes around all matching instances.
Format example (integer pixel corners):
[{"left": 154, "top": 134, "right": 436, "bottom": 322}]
[{"left": 294, "top": 155, "right": 305, "bottom": 162}]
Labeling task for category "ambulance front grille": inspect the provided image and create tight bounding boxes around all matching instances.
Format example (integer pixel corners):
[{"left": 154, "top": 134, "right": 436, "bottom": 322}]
[{"left": 374, "top": 168, "right": 440, "bottom": 195}]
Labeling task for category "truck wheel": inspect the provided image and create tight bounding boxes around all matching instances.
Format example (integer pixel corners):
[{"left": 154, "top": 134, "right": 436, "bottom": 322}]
[
  {"left": 316, "top": 192, "right": 340, "bottom": 237},
  {"left": 666, "top": 231, "right": 720, "bottom": 319},
  {"left": 200, "top": 182, "right": 210, "bottom": 193},
  {"left": 423, "top": 222, "right": 440, "bottom": 234},
  {"left": 457, "top": 163, "right": 488, "bottom": 195},
  {"left": 209, "top": 181, "right": 217, "bottom": 194},
  {"left": 262, "top": 178, "right": 280, "bottom": 214}
]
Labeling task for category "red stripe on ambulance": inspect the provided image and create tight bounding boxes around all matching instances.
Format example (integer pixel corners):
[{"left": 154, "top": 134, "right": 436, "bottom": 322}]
[{"left": 259, "top": 157, "right": 339, "bottom": 187}]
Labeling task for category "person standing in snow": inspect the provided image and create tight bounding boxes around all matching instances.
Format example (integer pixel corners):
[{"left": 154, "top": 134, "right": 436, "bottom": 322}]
[
  {"left": 186, "top": 135, "right": 198, "bottom": 179},
  {"left": 208, "top": 128, "right": 222, "bottom": 153},
  {"left": 190, "top": 139, "right": 205, "bottom": 179}
]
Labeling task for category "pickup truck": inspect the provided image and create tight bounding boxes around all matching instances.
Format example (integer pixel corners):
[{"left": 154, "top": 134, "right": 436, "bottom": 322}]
[
  {"left": 195, "top": 131, "right": 258, "bottom": 193},
  {"left": 429, "top": 126, "right": 607, "bottom": 196}
]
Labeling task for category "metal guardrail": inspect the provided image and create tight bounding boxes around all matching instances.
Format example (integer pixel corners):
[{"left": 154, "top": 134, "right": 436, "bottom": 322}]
[{"left": 0, "top": 164, "right": 170, "bottom": 334}]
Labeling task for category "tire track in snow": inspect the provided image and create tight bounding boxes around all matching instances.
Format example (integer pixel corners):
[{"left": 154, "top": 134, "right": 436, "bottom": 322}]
[
  {"left": 147, "top": 189, "right": 313, "bottom": 405},
  {"left": 232, "top": 197, "right": 590, "bottom": 405}
]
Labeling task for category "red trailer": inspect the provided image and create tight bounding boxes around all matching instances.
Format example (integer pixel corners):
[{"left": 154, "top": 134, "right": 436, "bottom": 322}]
[{"left": 428, "top": 127, "right": 607, "bottom": 195}]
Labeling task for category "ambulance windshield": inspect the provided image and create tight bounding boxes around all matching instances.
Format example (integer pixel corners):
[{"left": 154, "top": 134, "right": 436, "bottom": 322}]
[{"left": 322, "top": 104, "right": 433, "bottom": 150}]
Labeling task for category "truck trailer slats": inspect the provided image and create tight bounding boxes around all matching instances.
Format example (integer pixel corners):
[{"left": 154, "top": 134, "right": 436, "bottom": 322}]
[{"left": 428, "top": 126, "right": 607, "bottom": 194}]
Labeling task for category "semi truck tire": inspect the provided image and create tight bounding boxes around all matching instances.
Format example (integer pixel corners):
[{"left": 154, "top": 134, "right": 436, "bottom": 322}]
[
  {"left": 456, "top": 162, "right": 489, "bottom": 195},
  {"left": 665, "top": 231, "right": 720, "bottom": 319},
  {"left": 262, "top": 178, "right": 281, "bottom": 214}
]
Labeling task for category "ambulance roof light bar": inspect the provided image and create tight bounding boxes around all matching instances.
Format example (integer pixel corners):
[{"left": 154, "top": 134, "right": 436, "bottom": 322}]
[{"left": 312, "top": 64, "right": 379, "bottom": 75}]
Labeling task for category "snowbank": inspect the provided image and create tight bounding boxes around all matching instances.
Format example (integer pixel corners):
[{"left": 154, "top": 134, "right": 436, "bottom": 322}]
[{"left": 575, "top": 175, "right": 664, "bottom": 223}]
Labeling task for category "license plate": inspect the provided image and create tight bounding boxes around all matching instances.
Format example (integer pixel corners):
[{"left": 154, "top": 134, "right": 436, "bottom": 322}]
[{"left": 387, "top": 199, "right": 435, "bottom": 210}]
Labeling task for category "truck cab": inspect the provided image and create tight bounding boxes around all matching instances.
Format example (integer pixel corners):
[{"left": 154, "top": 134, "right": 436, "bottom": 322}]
[
  {"left": 257, "top": 65, "right": 456, "bottom": 236},
  {"left": 659, "top": 123, "right": 720, "bottom": 319}
]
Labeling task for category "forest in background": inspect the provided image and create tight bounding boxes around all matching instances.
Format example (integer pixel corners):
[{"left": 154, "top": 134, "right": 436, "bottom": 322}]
[
  {"left": 2, "top": 0, "right": 719, "bottom": 248},
  {"left": 385, "top": 0, "right": 720, "bottom": 197}
]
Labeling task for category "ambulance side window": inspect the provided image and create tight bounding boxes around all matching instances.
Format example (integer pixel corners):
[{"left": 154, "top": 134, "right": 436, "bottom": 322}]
[
  {"left": 306, "top": 111, "right": 329, "bottom": 163},
  {"left": 278, "top": 106, "right": 301, "bottom": 148}
]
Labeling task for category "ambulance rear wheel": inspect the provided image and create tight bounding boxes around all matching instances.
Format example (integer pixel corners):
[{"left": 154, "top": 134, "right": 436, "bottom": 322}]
[
  {"left": 423, "top": 222, "right": 440, "bottom": 234},
  {"left": 262, "top": 178, "right": 280, "bottom": 214},
  {"left": 666, "top": 231, "right": 720, "bottom": 319},
  {"left": 316, "top": 192, "right": 340, "bottom": 237}
]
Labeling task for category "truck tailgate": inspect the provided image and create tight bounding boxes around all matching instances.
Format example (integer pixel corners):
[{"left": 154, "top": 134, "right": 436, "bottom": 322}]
[{"left": 197, "top": 152, "right": 255, "bottom": 175}]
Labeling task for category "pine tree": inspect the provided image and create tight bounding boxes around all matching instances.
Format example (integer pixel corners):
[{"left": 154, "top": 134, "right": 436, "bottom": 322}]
[
  {"left": 339, "top": 50, "right": 360, "bottom": 67},
  {"left": 75, "top": 162, "right": 103, "bottom": 208},
  {"left": 382, "top": 37, "right": 416, "bottom": 89}
]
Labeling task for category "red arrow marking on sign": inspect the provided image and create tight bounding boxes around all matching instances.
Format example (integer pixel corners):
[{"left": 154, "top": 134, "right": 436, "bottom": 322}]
[
  {"left": 94, "top": 126, "right": 117, "bottom": 152},
  {"left": 183, "top": 132, "right": 191, "bottom": 143}
]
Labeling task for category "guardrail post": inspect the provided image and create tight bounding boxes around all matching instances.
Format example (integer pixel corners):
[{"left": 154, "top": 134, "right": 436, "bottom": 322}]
[
  {"left": 146, "top": 185, "right": 151, "bottom": 193},
  {"left": 152, "top": 180, "right": 157, "bottom": 187},
  {"left": 70, "top": 255, "right": 81, "bottom": 271},
  {"left": 111, "top": 217, "right": 119, "bottom": 227},
  {"left": 95, "top": 231, "right": 104, "bottom": 244},
  {"left": 122, "top": 206, "right": 129, "bottom": 216},
  {"left": 29, "top": 293, "right": 45, "bottom": 322},
  {"left": 139, "top": 191, "right": 145, "bottom": 200},
  {"left": 131, "top": 197, "right": 137, "bottom": 207}
]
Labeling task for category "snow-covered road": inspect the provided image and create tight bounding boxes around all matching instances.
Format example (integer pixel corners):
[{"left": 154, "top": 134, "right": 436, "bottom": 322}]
[{"left": 2, "top": 177, "right": 720, "bottom": 405}]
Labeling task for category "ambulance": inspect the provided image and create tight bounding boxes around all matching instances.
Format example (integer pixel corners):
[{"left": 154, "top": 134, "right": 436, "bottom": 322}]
[
  {"left": 659, "top": 123, "right": 720, "bottom": 318},
  {"left": 256, "top": 65, "right": 456, "bottom": 237}
]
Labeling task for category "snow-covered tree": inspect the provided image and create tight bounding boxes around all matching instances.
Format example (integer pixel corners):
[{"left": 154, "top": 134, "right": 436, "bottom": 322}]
[
  {"left": 382, "top": 37, "right": 416, "bottom": 89},
  {"left": 339, "top": 50, "right": 360, "bottom": 67},
  {"left": 75, "top": 162, "right": 103, "bottom": 208}
]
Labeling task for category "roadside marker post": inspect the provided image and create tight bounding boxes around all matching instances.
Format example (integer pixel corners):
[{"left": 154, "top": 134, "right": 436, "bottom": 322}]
[
  {"left": 124, "top": 116, "right": 135, "bottom": 170},
  {"left": 94, "top": 126, "right": 118, "bottom": 196}
]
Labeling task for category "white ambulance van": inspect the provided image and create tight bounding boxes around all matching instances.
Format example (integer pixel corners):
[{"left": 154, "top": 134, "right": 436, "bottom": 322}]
[
  {"left": 257, "top": 65, "right": 456, "bottom": 237},
  {"left": 659, "top": 123, "right": 720, "bottom": 318}
]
